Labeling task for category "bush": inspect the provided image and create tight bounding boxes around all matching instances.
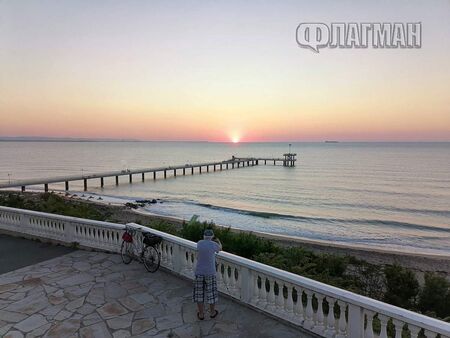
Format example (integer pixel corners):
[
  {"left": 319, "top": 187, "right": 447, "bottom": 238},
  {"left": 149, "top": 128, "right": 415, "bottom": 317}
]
[
  {"left": 384, "top": 264, "right": 419, "bottom": 309},
  {"left": 0, "top": 192, "right": 107, "bottom": 220},
  {"left": 147, "top": 220, "right": 180, "bottom": 236},
  {"left": 418, "top": 273, "right": 450, "bottom": 318}
]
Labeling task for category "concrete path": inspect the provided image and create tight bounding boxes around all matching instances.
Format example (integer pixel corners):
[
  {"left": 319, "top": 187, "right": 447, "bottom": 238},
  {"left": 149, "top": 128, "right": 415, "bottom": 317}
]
[{"left": 0, "top": 250, "right": 312, "bottom": 338}]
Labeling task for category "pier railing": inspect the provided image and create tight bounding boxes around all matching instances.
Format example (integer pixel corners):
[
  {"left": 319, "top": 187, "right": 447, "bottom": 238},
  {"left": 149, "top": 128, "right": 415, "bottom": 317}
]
[{"left": 0, "top": 206, "right": 449, "bottom": 338}]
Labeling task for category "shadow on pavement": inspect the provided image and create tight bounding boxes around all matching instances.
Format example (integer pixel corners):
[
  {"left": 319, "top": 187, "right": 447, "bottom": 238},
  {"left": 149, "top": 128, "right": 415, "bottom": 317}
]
[{"left": 0, "top": 234, "right": 74, "bottom": 274}]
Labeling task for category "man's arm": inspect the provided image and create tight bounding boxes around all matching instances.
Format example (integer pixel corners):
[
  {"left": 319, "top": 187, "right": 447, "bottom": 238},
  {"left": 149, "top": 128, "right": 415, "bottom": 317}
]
[{"left": 213, "top": 238, "right": 222, "bottom": 252}]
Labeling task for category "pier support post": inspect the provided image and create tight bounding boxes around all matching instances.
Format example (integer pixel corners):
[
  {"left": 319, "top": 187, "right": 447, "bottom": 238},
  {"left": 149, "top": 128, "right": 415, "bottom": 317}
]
[
  {"left": 183, "top": 168, "right": 185, "bottom": 175},
  {"left": 21, "top": 186, "right": 25, "bottom": 192},
  {"left": 44, "top": 184, "right": 48, "bottom": 192},
  {"left": 164, "top": 170, "right": 167, "bottom": 179},
  {"left": 129, "top": 174, "right": 133, "bottom": 183},
  {"left": 207, "top": 165, "right": 209, "bottom": 173},
  {"left": 100, "top": 177, "right": 104, "bottom": 187},
  {"left": 115, "top": 176, "right": 119, "bottom": 185},
  {"left": 199, "top": 166, "right": 202, "bottom": 174},
  {"left": 274, "top": 160, "right": 276, "bottom": 165},
  {"left": 191, "top": 167, "right": 194, "bottom": 175},
  {"left": 214, "top": 164, "right": 216, "bottom": 171},
  {"left": 232, "top": 163, "right": 234, "bottom": 169},
  {"left": 65, "top": 181, "right": 69, "bottom": 191},
  {"left": 220, "top": 163, "right": 223, "bottom": 170},
  {"left": 142, "top": 173, "right": 145, "bottom": 182},
  {"left": 265, "top": 160, "right": 267, "bottom": 165},
  {"left": 174, "top": 169, "right": 176, "bottom": 177},
  {"left": 153, "top": 172, "right": 156, "bottom": 180},
  {"left": 84, "top": 179, "right": 87, "bottom": 191}
]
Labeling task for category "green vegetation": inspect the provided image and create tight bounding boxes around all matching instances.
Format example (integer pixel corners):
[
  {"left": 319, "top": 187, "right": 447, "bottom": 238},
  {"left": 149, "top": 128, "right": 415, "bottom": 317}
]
[
  {"left": 384, "top": 264, "right": 419, "bottom": 309},
  {"left": 419, "top": 273, "right": 450, "bottom": 320},
  {"left": 1, "top": 192, "right": 449, "bottom": 320},
  {"left": 0, "top": 192, "right": 109, "bottom": 220}
]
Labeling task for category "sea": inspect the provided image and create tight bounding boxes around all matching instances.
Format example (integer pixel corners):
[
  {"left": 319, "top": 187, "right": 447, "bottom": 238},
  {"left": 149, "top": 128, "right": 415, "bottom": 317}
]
[{"left": 1, "top": 141, "right": 449, "bottom": 255}]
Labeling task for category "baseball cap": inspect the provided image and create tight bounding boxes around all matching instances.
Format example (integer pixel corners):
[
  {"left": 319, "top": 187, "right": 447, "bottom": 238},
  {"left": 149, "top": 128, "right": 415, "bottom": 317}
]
[{"left": 203, "top": 229, "right": 214, "bottom": 238}]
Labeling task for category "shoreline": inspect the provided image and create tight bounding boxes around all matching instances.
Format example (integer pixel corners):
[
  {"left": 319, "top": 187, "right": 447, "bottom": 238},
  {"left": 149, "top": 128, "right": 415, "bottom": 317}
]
[
  {"left": 130, "top": 209, "right": 450, "bottom": 276},
  {"left": 2, "top": 190, "right": 450, "bottom": 276}
]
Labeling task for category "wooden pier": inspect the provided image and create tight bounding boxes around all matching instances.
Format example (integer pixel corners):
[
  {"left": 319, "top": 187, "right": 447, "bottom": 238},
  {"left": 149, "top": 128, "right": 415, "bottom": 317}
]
[{"left": 0, "top": 154, "right": 297, "bottom": 192}]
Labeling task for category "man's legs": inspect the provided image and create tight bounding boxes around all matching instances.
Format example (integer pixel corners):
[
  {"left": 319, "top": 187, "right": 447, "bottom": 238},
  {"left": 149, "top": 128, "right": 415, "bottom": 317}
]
[
  {"left": 205, "top": 275, "right": 219, "bottom": 317},
  {"left": 197, "top": 302, "right": 205, "bottom": 318},
  {"left": 193, "top": 275, "right": 206, "bottom": 319}
]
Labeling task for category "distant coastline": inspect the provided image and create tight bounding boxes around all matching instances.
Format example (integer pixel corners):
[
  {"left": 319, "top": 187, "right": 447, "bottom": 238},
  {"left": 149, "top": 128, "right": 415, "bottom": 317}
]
[{"left": 0, "top": 137, "right": 140, "bottom": 142}]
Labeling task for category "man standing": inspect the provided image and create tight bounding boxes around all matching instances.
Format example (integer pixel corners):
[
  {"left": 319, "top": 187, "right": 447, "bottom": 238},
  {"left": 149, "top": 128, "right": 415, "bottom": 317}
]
[{"left": 193, "top": 229, "right": 222, "bottom": 320}]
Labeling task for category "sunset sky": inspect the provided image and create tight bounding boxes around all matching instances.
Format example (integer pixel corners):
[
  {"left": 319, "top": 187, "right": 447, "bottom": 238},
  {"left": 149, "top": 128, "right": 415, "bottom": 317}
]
[{"left": 1, "top": 0, "right": 449, "bottom": 142}]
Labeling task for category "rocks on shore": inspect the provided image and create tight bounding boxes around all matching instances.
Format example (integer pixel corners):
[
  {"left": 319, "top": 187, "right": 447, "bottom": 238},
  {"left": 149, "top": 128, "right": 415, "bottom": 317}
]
[{"left": 125, "top": 199, "right": 158, "bottom": 209}]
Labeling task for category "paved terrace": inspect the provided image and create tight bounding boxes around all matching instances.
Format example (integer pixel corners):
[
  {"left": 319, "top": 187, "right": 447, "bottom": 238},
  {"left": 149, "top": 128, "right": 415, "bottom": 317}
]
[{"left": 0, "top": 250, "right": 310, "bottom": 338}]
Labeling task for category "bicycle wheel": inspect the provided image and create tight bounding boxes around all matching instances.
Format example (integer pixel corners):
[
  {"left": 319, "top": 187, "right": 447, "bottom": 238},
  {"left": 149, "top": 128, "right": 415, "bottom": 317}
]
[
  {"left": 121, "top": 241, "right": 133, "bottom": 264},
  {"left": 143, "top": 245, "right": 160, "bottom": 272}
]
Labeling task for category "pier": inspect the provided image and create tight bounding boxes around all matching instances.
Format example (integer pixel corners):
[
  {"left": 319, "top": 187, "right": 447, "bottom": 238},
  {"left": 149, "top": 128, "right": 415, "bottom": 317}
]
[{"left": 0, "top": 154, "right": 297, "bottom": 192}]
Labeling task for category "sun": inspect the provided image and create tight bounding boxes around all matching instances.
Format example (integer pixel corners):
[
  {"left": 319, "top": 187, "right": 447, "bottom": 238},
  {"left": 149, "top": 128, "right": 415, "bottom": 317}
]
[{"left": 231, "top": 136, "right": 240, "bottom": 143}]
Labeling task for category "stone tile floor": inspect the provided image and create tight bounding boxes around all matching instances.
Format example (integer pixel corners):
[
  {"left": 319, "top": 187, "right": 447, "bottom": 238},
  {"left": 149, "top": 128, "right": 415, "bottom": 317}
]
[{"left": 0, "top": 250, "right": 312, "bottom": 338}]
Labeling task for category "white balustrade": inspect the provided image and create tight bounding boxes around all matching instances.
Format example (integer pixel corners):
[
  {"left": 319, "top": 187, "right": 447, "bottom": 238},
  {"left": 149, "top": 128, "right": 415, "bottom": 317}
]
[{"left": 1, "top": 205, "right": 450, "bottom": 338}]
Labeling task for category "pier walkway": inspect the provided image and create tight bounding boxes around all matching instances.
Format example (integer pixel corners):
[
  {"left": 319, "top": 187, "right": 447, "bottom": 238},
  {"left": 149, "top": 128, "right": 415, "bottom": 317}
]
[
  {"left": 0, "top": 250, "right": 309, "bottom": 338},
  {"left": 0, "top": 155, "right": 297, "bottom": 193}
]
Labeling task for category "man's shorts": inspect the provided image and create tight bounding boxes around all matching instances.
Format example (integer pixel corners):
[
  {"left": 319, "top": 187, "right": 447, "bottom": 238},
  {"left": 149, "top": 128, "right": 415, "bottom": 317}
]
[{"left": 193, "top": 275, "right": 218, "bottom": 304}]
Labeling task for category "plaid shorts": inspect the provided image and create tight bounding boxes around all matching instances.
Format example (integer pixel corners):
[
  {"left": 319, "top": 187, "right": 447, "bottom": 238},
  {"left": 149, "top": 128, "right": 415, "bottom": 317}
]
[{"left": 193, "top": 275, "right": 218, "bottom": 304}]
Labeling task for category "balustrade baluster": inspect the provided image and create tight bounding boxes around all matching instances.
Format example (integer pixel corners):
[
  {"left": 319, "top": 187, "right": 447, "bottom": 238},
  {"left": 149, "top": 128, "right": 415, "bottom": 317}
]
[
  {"left": 304, "top": 290, "right": 314, "bottom": 329},
  {"left": 335, "top": 300, "right": 347, "bottom": 338},
  {"left": 224, "top": 264, "right": 231, "bottom": 293},
  {"left": 275, "top": 280, "right": 284, "bottom": 311},
  {"left": 216, "top": 262, "right": 224, "bottom": 290},
  {"left": 258, "top": 277, "right": 268, "bottom": 307},
  {"left": 252, "top": 272, "right": 260, "bottom": 305},
  {"left": 293, "top": 287, "right": 304, "bottom": 323},
  {"left": 180, "top": 247, "right": 190, "bottom": 275},
  {"left": 378, "top": 314, "right": 389, "bottom": 338},
  {"left": 229, "top": 265, "right": 237, "bottom": 294},
  {"left": 266, "top": 278, "right": 276, "bottom": 312},
  {"left": 364, "top": 310, "right": 375, "bottom": 338},
  {"left": 392, "top": 319, "right": 404, "bottom": 338},
  {"left": 313, "top": 294, "right": 325, "bottom": 335},
  {"left": 409, "top": 325, "right": 421, "bottom": 338},
  {"left": 325, "top": 297, "right": 337, "bottom": 338},
  {"left": 285, "top": 283, "right": 294, "bottom": 317},
  {"left": 424, "top": 330, "right": 437, "bottom": 338}
]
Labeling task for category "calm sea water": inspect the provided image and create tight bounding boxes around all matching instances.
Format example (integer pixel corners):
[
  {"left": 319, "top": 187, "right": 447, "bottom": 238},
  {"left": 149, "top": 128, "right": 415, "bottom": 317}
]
[{"left": 1, "top": 141, "right": 449, "bottom": 255}]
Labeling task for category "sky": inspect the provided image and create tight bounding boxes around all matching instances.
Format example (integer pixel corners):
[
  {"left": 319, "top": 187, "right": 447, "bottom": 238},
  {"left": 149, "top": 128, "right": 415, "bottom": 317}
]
[{"left": 0, "top": 0, "right": 449, "bottom": 142}]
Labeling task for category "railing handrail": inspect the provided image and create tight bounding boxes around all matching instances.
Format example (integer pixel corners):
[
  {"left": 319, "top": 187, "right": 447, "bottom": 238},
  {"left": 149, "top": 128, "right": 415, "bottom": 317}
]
[{"left": 1, "top": 206, "right": 449, "bottom": 335}]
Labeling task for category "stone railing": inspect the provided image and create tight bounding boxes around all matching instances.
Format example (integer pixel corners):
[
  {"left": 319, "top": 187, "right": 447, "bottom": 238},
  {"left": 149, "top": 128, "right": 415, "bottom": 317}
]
[{"left": 0, "top": 206, "right": 449, "bottom": 338}]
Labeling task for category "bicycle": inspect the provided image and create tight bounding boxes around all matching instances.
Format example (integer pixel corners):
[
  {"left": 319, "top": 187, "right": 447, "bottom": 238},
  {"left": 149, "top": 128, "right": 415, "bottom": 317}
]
[{"left": 121, "top": 225, "right": 162, "bottom": 272}]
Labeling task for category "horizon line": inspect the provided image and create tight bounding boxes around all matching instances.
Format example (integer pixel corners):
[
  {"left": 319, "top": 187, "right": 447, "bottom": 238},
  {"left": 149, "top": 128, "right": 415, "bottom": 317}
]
[{"left": 0, "top": 136, "right": 449, "bottom": 143}]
